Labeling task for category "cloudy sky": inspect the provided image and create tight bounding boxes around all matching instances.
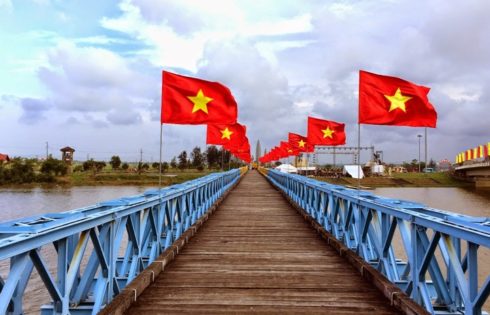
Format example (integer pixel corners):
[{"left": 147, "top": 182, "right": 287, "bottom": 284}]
[{"left": 1, "top": 0, "right": 489, "bottom": 164}]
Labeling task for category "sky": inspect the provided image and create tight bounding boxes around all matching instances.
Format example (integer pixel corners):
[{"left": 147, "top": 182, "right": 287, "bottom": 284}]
[{"left": 1, "top": 0, "right": 489, "bottom": 164}]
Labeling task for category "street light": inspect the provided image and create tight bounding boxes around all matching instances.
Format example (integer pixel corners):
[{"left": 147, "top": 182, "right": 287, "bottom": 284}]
[{"left": 417, "top": 134, "right": 422, "bottom": 172}]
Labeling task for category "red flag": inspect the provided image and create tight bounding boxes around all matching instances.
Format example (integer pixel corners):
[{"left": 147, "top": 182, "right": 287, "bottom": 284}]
[
  {"left": 230, "top": 139, "right": 251, "bottom": 163},
  {"left": 288, "top": 133, "right": 314, "bottom": 153},
  {"left": 307, "top": 117, "right": 346, "bottom": 146},
  {"left": 206, "top": 123, "right": 247, "bottom": 149},
  {"left": 280, "top": 141, "right": 299, "bottom": 157},
  {"left": 161, "top": 71, "right": 238, "bottom": 124},
  {"left": 359, "top": 70, "right": 437, "bottom": 127}
]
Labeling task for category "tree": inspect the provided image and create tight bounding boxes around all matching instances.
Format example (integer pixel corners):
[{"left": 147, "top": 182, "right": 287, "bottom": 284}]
[
  {"left": 122, "top": 163, "right": 129, "bottom": 170},
  {"left": 40, "top": 157, "right": 68, "bottom": 176},
  {"left": 110, "top": 156, "right": 122, "bottom": 170},
  {"left": 191, "top": 146, "right": 204, "bottom": 169},
  {"left": 95, "top": 161, "right": 106, "bottom": 172},
  {"left": 0, "top": 158, "right": 37, "bottom": 184},
  {"left": 428, "top": 159, "right": 436, "bottom": 169},
  {"left": 82, "top": 159, "right": 106, "bottom": 174},
  {"left": 178, "top": 151, "right": 187, "bottom": 170},
  {"left": 205, "top": 146, "right": 220, "bottom": 168},
  {"left": 170, "top": 157, "right": 177, "bottom": 169},
  {"left": 218, "top": 148, "right": 231, "bottom": 169},
  {"left": 151, "top": 162, "right": 169, "bottom": 172}
]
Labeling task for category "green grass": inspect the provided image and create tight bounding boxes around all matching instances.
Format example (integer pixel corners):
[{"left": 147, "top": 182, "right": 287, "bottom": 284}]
[
  {"left": 391, "top": 172, "right": 467, "bottom": 186},
  {"left": 313, "top": 172, "right": 469, "bottom": 188},
  {"left": 66, "top": 169, "right": 213, "bottom": 186}
]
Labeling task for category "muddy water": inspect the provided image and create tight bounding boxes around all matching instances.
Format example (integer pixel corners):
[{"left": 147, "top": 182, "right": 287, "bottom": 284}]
[
  {"left": 374, "top": 187, "right": 490, "bottom": 312},
  {"left": 0, "top": 186, "right": 149, "bottom": 314}
]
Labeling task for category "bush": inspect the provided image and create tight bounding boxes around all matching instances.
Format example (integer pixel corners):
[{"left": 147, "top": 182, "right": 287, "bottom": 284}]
[
  {"left": 110, "top": 156, "right": 122, "bottom": 170},
  {"left": 36, "top": 173, "right": 56, "bottom": 183},
  {"left": 0, "top": 158, "right": 37, "bottom": 184},
  {"left": 40, "top": 158, "right": 68, "bottom": 176},
  {"left": 82, "top": 159, "right": 106, "bottom": 173},
  {"left": 73, "top": 165, "right": 83, "bottom": 172}
]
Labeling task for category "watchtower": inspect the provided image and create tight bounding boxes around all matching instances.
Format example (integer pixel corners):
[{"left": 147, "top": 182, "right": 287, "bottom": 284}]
[{"left": 60, "top": 146, "right": 75, "bottom": 164}]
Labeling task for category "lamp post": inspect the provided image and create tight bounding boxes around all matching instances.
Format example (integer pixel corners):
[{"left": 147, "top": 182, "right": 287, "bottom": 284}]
[{"left": 417, "top": 134, "right": 422, "bottom": 172}]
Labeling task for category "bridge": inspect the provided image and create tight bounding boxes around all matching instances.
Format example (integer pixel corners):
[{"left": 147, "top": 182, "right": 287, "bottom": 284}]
[
  {"left": 454, "top": 142, "right": 490, "bottom": 187},
  {"left": 0, "top": 169, "right": 489, "bottom": 314},
  {"left": 454, "top": 161, "right": 490, "bottom": 188}
]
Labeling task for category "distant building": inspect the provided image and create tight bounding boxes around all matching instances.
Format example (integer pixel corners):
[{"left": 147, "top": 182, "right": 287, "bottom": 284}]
[
  {"left": 0, "top": 153, "right": 10, "bottom": 163},
  {"left": 60, "top": 146, "right": 75, "bottom": 164},
  {"left": 392, "top": 166, "right": 408, "bottom": 173},
  {"left": 438, "top": 159, "right": 451, "bottom": 171}
]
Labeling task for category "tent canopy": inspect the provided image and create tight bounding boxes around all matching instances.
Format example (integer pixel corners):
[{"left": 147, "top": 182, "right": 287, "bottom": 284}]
[
  {"left": 275, "top": 164, "right": 298, "bottom": 173},
  {"left": 343, "top": 165, "right": 364, "bottom": 179}
]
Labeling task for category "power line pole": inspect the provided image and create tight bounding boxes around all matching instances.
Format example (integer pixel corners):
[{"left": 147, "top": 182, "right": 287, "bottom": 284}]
[
  {"left": 140, "top": 148, "right": 143, "bottom": 163},
  {"left": 45, "top": 141, "right": 49, "bottom": 159},
  {"left": 417, "top": 134, "right": 422, "bottom": 172}
]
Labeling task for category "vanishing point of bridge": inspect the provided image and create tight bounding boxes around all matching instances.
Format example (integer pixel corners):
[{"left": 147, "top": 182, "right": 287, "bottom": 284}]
[{"left": 0, "top": 169, "right": 489, "bottom": 314}]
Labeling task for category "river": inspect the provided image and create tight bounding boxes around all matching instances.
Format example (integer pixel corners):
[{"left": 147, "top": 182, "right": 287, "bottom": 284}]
[{"left": 0, "top": 185, "right": 489, "bottom": 312}]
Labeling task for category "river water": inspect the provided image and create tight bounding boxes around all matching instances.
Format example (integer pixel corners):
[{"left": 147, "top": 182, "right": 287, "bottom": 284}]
[{"left": 0, "top": 185, "right": 489, "bottom": 312}]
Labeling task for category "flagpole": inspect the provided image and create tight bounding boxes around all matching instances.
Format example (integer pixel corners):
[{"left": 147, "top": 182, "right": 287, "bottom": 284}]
[
  {"left": 159, "top": 72, "right": 164, "bottom": 204},
  {"left": 357, "top": 122, "right": 361, "bottom": 191},
  {"left": 424, "top": 127, "right": 428, "bottom": 172},
  {"left": 159, "top": 123, "right": 163, "bottom": 194}
]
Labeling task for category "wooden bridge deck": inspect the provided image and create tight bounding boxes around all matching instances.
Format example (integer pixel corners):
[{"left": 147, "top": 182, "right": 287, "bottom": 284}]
[{"left": 125, "top": 171, "right": 400, "bottom": 314}]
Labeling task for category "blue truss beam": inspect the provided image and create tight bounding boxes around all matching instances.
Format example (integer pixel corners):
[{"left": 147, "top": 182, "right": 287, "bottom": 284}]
[
  {"left": 0, "top": 169, "right": 241, "bottom": 314},
  {"left": 267, "top": 169, "right": 490, "bottom": 315}
]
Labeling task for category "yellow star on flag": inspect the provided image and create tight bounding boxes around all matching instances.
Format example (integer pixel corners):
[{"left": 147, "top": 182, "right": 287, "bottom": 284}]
[
  {"left": 384, "top": 88, "right": 411, "bottom": 112},
  {"left": 322, "top": 127, "right": 335, "bottom": 139},
  {"left": 298, "top": 140, "right": 306, "bottom": 148},
  {"left": 187, "top": 89, "right": 213, "bottom": 114},
  {"left": 220, "top": 127, "right": 233, "bottom": 140}
]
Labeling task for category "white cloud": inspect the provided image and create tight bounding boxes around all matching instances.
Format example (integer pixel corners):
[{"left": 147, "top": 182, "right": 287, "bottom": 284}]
[
  {"left": 0, "top": 0, "right": 12, "bottom": 12},
  {"left": 3, "top": 0, "right": 490, "bottom": 163}
]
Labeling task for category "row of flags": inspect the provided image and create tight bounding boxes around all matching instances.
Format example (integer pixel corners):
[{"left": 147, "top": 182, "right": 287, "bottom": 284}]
[
  {"left": 260, "top": 71, "right": 438, "bottom": 163},
  {"left": 455, "top": 142, "right": 490, "bottom": 164},
  {"left": 161, "top": 71, "right": 251, "bottom": 163},
  {"left": 260, "top": 117, "right": 346, "bottom": 163},
  {"left": 160, "top": 69, "right": 439, "bottom": 166}
]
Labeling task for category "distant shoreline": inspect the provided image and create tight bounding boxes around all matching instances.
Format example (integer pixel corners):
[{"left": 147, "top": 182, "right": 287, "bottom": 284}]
[
  {"left": 0, "top": 170, "right": 473, "bottom": 189},
  {"left": 0, "top": 170, "right": 214, "bottom": 188},
  {"left": 313, "top": 172, "right": 472, "bottom": 188}
]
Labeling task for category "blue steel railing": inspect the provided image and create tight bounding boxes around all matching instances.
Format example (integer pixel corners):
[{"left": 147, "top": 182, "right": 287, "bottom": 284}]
[
  {"left": 0, "top": 169, "right": 241, "bottom": 315},
  {"left": 267, "top": 169, "right": 490, "bottom": 315}
]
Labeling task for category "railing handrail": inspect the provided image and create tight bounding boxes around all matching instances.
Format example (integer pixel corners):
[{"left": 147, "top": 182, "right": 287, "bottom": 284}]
[
  {"left": 0, "top": 168, "right": 243, "bottom": 314},
  {"left": 266, "top": 168, "right": 490, "bottom": 315}
]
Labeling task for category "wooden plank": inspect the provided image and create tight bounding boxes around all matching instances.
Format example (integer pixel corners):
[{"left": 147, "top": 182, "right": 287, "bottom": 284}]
[{"left": 125, "top": 170, "right": 399, "bottom": 314}]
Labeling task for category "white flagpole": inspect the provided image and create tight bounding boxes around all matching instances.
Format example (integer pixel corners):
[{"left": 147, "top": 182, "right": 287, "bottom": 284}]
[
  {"left": 424, "top": 127, "right": 428, "bottom": 171},
  {"left": 159, "top": 124, "right": 163, "bottom": 192},
  {"left": 357, "top": 122, "right": 361, "bottom": 191}
]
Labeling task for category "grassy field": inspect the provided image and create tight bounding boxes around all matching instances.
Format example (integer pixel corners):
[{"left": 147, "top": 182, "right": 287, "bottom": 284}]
[
  {"left": 314, "top": 172, "right": 469, "bottom": 188},
  {"left": 59, "top": 169, "right": 215, "bottom": 186}
]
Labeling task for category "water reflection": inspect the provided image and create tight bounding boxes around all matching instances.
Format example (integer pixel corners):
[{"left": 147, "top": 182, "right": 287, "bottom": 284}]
[
  {"left": 0, "top": 186, "right": 150, "bottom": 222},
  {"left": 373, "top": 187, "right": 490, "bottom": 218}
]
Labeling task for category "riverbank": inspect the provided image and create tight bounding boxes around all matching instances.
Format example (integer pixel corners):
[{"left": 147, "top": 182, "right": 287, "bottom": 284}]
[
  {"left": 0, "top": 170, "right": 470, "bottom": 189},
  {"left": 0, "top": 170, "right": 214, "bottom": 188},
  {"left": 314, "top": 172, "right": 471, "bottom": 188}
]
